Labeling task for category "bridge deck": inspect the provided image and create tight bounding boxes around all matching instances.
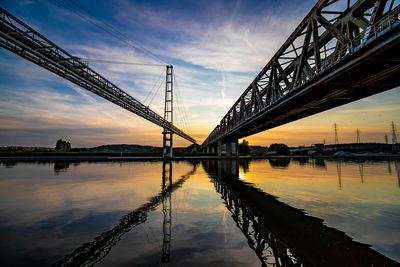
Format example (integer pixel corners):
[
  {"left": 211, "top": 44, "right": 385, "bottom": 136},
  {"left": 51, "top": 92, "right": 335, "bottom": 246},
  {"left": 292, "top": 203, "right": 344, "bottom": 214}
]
[
  {"left": 203, "top": 1, "right": 400, "bottom": 147},
  {"left": 221, "top": 24, "right": 400, "bottom": 143}
]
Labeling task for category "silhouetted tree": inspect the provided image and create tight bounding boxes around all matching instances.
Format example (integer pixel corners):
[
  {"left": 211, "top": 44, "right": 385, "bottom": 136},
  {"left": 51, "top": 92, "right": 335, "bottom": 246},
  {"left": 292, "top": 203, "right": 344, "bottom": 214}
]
[
  {"left": 238, "top": 139, "right": 250, "bottom": 155},
  {"left": 55, "top": 139, "right": 71, "bottom": 152},
  {"left": 268, "top": 143, "right": 290, "bottom": 155}
]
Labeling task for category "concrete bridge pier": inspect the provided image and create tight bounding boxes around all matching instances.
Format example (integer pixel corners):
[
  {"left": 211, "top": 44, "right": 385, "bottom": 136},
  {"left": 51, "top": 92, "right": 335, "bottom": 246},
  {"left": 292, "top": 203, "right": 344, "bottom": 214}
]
[
  {"left": 208, "top": 145, "right": 216, "bottom": 154},
  {"left": 214, "top": 140, "right": 239, "bottom": 157},
  {"left": 224, "top": 140, "right": 239, "bottom": 157},
  {"left": 206, "top": 140, "right": 238, "bottom": 157},
  {"left": 226, "top": 141, "right": 232, "bottom": 157},
  {"left": 233, "top": 140, "right": 239, "bottom": 157}
]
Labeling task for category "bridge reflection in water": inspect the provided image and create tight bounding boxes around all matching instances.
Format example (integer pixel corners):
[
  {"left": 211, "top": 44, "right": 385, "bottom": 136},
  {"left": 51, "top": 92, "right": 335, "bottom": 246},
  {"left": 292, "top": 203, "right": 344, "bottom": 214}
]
[
  {"left": 202, "top": 160, "right": 400, "bottom": 267},
  {"left": 51, "top": 159, "right": 399, "bottom": 266},
  {"left": 53, "top": 161, "right": 198, "bottom": 267}
]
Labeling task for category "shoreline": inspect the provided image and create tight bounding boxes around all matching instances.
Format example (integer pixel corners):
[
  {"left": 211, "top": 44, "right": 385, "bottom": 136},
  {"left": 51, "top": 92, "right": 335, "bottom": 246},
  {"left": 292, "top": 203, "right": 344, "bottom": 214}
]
[{"left": 0, "top": 154, "right": 399, "bottom": 161}]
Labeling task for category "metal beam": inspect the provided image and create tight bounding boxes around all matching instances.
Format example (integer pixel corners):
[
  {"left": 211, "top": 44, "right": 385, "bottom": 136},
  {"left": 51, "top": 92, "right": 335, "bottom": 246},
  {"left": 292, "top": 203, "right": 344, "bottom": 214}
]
[
  {"left": 0, "top": 7, "right": 196, "bottom": 144},
  {"left": 202, "top": 0, "right": 400, "bottom": 147}
]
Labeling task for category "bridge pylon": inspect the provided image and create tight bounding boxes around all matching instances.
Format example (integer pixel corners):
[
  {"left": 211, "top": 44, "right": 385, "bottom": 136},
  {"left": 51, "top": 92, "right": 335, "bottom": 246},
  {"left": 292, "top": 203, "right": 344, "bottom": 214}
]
[{"left": 163, "top": 65, "right": 173, "bottom": 158}]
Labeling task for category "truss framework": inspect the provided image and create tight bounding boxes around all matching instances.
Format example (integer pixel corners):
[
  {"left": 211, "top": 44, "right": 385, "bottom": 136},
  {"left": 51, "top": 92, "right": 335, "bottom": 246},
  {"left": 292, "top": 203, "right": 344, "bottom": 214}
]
[
  {"left": 0, "top": 7, "right": 196, "bottom": 144},
  {"left": 203, "top": 0, "right": 400, "bottom": 147}
]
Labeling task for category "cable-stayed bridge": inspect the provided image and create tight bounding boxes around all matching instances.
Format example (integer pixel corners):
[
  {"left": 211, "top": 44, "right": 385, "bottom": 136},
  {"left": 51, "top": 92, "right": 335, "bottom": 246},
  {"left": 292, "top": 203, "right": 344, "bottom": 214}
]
[
  {"left": 203, "top": 0, "right": 400, "bottom": 156},
  {"left": 0, "top": 6, "right": 196, "bottom": 156},
  {"left": 1, "top": 0, "right": 400, "bottom": 158}
]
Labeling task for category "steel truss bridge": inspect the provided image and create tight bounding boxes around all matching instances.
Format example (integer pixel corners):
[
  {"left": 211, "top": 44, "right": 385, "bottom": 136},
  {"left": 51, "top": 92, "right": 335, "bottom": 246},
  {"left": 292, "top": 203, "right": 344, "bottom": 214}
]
[
  {"left": 0, "top": 7, "right": 196, "bottom": 146},
  {"left": 203, "top": 0, "right": 400, "bottom": 155},
  {"left": 203, "top": 160, "right": 399, "bottom": 266}
]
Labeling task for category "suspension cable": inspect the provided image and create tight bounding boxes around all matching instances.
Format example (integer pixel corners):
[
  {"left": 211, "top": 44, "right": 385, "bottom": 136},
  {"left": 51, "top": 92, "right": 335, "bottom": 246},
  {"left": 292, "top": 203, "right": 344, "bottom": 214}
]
[
  {"left": 173, "top": 74, "right": 192, "bottom": 136},
  {"left": 147, "top": 77, "right": 164, "bottom": 107},
  {"left": 66, "top": 0, "right": 166, "bottom": 64},
  {"left": 52, "top": 0, "right": 166, "bottom": 64},
  {"left": 144, "top": 69, "right": 166, "bottom": 106},
  {"left": 79, "top": 58, "right": 165, "bottom": 67},
  {"left": 176, "top": 83, "right": 190, "bottom": 134}
]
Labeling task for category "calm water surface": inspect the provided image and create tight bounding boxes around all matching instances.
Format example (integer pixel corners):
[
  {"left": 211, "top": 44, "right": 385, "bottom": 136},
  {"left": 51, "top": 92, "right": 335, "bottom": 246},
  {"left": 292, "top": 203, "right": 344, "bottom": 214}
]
[{"left": 0, "top": 159, "right": 399, "bottom": 266}]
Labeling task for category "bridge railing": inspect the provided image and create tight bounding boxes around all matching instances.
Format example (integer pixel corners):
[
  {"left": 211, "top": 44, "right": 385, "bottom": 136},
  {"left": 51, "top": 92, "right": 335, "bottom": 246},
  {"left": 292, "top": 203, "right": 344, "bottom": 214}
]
[
  {"left": 351, "top": 6, "right": 400, "bottom": 51},
  {"left": 203, "top": 1, "right": 400, "bottom": 147},
  {"left": 320, "top": 6, "right": 400, "bottom": 73},
  {"left": 0, "top": 7, "right": 196, "bottom": 144}
]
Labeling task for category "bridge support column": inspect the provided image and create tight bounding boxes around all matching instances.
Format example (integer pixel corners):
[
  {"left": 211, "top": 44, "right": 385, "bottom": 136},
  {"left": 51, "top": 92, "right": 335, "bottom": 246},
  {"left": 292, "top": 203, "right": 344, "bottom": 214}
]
[
  {"left": 226, "top": 142, "right": 232, "bottom": 157},
  {"left": 234, "top": 140, "right": 239, "bottom": 157},
  {"left": 218, "top": 140, "right": 222, "bottom": 157}
]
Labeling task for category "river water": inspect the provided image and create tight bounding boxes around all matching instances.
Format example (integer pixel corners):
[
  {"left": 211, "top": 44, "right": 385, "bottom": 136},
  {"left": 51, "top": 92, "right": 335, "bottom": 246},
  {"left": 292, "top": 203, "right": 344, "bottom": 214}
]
[{"left": 0, "top": 159, "right": 399, "bottom": 266}]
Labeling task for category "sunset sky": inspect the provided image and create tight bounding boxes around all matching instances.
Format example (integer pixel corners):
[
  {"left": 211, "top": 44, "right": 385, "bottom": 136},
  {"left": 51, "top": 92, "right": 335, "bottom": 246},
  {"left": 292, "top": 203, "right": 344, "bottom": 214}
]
[{"left": 0, "top": 0, "right": 399, "bottom": 148}]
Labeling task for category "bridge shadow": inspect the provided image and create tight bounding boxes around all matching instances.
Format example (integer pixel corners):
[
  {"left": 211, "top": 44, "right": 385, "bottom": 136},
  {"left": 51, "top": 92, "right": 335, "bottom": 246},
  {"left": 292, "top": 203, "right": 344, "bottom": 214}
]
[
  {"left": 202, "top": 160, "right": 399, "bottom": 267},
  {"left": 52, "top": 161, "right": 198, "bottom": 266}
]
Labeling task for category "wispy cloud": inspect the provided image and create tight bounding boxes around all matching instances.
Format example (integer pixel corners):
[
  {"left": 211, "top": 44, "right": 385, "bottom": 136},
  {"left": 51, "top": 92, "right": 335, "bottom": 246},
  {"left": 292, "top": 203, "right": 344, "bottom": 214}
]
[
  {"left": 1, "top": 0, "right": 399, "bottom": 147},
  {"left": 340, "top": 106, "right": 400, "bottom": 113},
  {"left": 221, "top": 72, "right": 228, "bottom": 112}
]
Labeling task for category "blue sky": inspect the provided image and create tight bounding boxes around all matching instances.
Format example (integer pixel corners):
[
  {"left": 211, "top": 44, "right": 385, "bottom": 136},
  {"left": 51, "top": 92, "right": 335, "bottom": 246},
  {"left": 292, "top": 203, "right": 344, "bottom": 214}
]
[{"left": 0, "top": 0, "right": 399, "bottom": 147}]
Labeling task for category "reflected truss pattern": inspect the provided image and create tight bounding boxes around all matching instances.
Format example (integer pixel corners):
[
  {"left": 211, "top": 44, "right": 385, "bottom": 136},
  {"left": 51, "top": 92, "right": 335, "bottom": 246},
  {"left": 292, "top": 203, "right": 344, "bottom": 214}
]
[
  {"left": 53, "top": 164, "right": 197, "bottom": 266},
  {"left": 203, "top": 160, "right": 400, "bottom": 266},
  {"left": 214, "top": 179, "right": 301, "bottom": 266}
]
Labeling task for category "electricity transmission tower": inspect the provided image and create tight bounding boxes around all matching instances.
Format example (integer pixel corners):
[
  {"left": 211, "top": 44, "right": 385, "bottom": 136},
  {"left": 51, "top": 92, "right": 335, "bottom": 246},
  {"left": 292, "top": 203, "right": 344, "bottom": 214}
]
[
  {"left": 392, "top": 121, "right": 398, "bottom": 152},
  {"left": 334, "top": 123, "right": 339, "bottom": 146},
  {"left": 392, "top": 121, "right": 398, "bottom": 144},
  {"left": 356, "top": 128, "right": 361, "bottom": 143}
]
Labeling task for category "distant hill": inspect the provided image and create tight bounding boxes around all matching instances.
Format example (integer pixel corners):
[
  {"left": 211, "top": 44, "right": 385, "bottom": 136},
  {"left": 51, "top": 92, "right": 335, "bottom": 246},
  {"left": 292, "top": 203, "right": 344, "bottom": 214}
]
[{"left": 89, "top": 144, "right": 162, "bottom": 152}]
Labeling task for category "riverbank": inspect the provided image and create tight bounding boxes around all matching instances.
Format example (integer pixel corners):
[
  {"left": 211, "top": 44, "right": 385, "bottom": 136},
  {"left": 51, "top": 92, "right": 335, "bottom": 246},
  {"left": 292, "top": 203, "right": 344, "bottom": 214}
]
[{"left": 0, "top": 154, "right": 399, "bottom": 161}]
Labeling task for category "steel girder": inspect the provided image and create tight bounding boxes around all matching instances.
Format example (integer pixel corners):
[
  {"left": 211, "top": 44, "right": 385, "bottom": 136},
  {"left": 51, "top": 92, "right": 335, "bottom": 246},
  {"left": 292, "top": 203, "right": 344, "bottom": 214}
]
[
  {"left": 203, "top": 0, "right": 400, "bottom": 147},
  {"left": 0, "top": 7, "right": 196, "bottom": 144}
]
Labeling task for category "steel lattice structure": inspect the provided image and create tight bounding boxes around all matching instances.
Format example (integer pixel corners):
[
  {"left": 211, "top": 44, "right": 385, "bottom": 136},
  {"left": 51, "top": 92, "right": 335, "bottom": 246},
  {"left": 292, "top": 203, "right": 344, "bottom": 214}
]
[
  {"left": 203, "top": 0, "right": 400, "bottom": 147},
  {"left": 0, "top": 7, "right": 196, "bottom": 144}
]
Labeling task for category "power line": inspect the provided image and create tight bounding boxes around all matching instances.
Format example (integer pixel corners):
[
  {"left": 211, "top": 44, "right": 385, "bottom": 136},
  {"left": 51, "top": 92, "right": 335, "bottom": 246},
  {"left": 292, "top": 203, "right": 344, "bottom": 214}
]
[{"left": 52, "top": 0, "right": 166, "bottom": 64}]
